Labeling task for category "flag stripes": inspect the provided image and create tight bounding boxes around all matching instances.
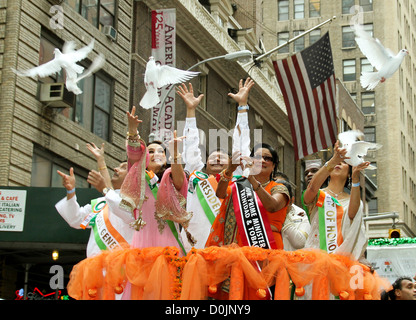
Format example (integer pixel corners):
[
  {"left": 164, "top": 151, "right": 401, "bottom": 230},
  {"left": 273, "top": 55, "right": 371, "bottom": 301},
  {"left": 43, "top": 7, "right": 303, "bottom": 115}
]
[{"left": 273, "top": 32, "right": 338, "bottom": 161}]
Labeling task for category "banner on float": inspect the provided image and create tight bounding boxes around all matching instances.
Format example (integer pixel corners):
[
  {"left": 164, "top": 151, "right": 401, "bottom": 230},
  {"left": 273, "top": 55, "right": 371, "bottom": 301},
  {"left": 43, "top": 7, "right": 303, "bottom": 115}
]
[
  {"left": 0, "top": 189, "right": 27, "bottom": 232},
  {"left": 150, "top": 8, "right": 176, "bottom": 142},
  {"left": 367, "top": 243, "right": 416, "bottom": 284}
]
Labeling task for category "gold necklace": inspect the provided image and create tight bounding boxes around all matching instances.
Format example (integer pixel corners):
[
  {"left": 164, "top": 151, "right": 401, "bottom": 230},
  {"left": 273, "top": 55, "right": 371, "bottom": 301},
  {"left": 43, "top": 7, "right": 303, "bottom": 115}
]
[{"left": 261, "top": 180, "right": 270, "bottom": 187}]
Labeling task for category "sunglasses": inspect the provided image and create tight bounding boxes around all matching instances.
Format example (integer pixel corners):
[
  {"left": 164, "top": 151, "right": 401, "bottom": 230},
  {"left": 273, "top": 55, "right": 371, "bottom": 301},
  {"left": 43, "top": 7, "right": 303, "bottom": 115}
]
[{"left": 254, "top": 154, "right": 274, "bottom": 162}]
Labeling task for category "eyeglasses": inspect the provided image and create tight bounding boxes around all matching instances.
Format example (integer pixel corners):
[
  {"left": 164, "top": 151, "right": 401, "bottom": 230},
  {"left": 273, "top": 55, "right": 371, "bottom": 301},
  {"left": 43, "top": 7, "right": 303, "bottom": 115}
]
[{"left": 254, "top": 154, "right": 274, "bottom": 162}]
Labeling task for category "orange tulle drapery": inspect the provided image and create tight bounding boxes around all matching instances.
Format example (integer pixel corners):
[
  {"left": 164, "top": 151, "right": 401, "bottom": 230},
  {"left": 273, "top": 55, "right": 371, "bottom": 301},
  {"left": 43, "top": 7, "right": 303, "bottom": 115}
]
[{"left": 67, "top": 245, "right": 390, "bottom": 300}]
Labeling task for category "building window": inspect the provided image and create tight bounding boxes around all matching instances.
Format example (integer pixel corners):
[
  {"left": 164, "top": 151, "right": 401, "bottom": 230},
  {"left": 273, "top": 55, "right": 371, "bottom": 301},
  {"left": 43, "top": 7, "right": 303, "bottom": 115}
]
[
  {"left": 39, "top": 33, "right": 66, "bottom": 84},
  {"left": 364, "top": 126, "right": 376, "bottom": 143},
  {"left": 361, "top": 58, "right": 373, "bottom": 73},
  {"left": 359, "top": 0, "right": 373, "bottom": 12},
  {"left": 198, "top": 74, "right": 207, "bottom": 111},
  {"left": 343, "top": 59, "right": 356, "bottom": 81},
  {"left": 309, "top": 29, "right": 321, "bottom": 45},
  {"left": 342, "top": 0, "right": 355, "bottom": 14},
  {"left": 342, "top": 26, "right": 355, "bottom": 48},
  {"left": 341, "top": 118, "right": 351, "bottom": 132},
  {"left": 31, "top": 146, "right": 89, "bottom": 188},
  {"left": 361, "top": 91, "right": 375, "bottom": 114},
  {"left": 309, "top": 0, "right": 320, "bottom": 17},
  {"left": 65, "top": 0, "right": 116, "bottom": 30},
  {"left": 368, "top": 197, "right": 378, "bottom": 214},
  {"left": 294, "top": 30, "right": 305, "bottom": 52},
  {"left": 278, "top": 0, "right": 289, "bottom": 21},
  {"left": 362, "top": 23, "right": 374, "bottom": 37},
  {"left": 278, "top": 32, "right": 290, "bottom": 53},
  {"left": 294, "top": 0, "right": 305, "bottom": 19},
  {"left": 69, "top": 73, "right": 113, "bottom": 141},
  {"left": 366, "top": 161, "right": 377, "bottom": 186}
]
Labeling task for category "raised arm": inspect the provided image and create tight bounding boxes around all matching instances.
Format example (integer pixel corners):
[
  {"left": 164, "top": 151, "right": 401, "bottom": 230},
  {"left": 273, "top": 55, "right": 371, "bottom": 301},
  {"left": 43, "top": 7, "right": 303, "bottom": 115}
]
[
  {"left": 216, "top": 150, "right": 242, "bottom": 199},
  {"left": 303, "top": 141, "right": 348, "bottom": 205},
  {"left": 126, "top": 105, "right": 145, "bottom": 168},
  {"left": 86, "top": 142, "right": 112, "bottom": 189},
  {"left": 176, "top": 83, "right": 204, "bottom": 173},
  {"left": 57, "top": 167, "right": 76, "bottom": 200},
  {"left": 247, "top": 174, "right": 289, "bottom": 212},
  {"left": 168, "top": 130, "right": 186, "bottom": 191},
  {"left": 348, "top": 161, "right": 370, "bottom": 219},
  {"left": 230, "top": 78, "right": 254, "bottom": 162},
  {"left": 55, "top": 167, "right": 92, "bottom": 229}
]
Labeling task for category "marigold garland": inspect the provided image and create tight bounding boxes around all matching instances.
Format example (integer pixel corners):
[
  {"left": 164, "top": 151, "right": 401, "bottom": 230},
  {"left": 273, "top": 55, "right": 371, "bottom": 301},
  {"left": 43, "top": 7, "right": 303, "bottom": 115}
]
[
  {"left": 163, "top": 247, "right": 188, "bottom": 300},
  {"left": 67, "top": 245, "right": 390, "bottom": 300}
]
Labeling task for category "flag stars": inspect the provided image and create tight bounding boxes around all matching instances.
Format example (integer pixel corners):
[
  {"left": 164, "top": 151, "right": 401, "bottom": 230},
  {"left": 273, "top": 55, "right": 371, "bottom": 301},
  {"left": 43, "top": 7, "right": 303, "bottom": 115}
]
[{"left": 301, "top": 33, "right": 334, "bottom": 88}]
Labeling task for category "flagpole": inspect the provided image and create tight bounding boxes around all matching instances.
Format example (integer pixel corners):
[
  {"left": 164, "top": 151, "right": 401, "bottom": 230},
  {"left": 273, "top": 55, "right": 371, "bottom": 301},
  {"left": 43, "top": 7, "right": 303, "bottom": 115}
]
[{"left": 243, "top": 16, "right": 336, "bottom": 68}]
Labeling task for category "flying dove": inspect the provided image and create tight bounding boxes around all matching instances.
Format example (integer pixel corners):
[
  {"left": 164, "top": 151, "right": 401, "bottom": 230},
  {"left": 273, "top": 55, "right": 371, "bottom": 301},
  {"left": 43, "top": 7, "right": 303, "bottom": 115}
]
[
  {"left": 351, "top": 16, "right": 408, "bottom": 90},
  {"left": 12, "top": 39, "right": 103, "bottom": 95},
  {"left": 139, "top": 56, "right": 199, "bottom": 109},
  {"left": 65, "top": 53, "right": 106, "bottom": 95},
  {"left": 338, "top": 130, "right": 381, "bottom": 169}
]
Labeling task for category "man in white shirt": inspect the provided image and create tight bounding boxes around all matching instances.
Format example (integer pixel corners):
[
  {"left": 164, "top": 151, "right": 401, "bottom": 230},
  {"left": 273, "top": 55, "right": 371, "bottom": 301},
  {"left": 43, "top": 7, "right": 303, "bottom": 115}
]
[{"left": 55, "top": 162, "right": 134, "bottom": 257}]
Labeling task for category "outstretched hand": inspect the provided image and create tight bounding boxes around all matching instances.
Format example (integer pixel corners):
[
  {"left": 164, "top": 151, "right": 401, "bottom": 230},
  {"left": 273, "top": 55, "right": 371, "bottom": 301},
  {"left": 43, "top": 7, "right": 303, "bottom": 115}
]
[
  {"left": 226, "top": 150, "right": 243, "bottom": 175},
  {"left": 331, "top": 140, "right": 349, "bottom": 165},
  {"left": 126, "top": 105, "right": 142, "bottom": 134},
  {"left": 86, "top": 142, "right": 105, "bottom": 160},
  {"left": 352, "top": 161, "right": 370, "bottom": 181},
  {"left": 228, "top": 77, "right": 255, "bottom": 106},
  {"left": 87, "top": 170, "right": 107, "bottom": 193},
  {"left": 176, "top": 83, "right": 204, "bottom": 113},
  {"left": 168, "top": 130, "right": 185, "bottom": 163},
  {"left": 57, "top": 167, "right": 76, "bottom": 191}
]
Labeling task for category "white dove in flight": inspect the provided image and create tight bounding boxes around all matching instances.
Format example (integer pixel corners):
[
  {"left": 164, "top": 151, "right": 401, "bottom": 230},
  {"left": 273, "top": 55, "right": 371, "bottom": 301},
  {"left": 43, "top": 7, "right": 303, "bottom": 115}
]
[
  {"left": 139, "top": 56, "right": 199, "bottom": 109},
  {"left": 12, "top": 39, "right": 100, "bottom": 94},
  {"left": 338, "top": 130, "right": 382, "bottom": 169},
  {"left": 65, "top": 53, "right": 106, "bottom": 95},
  {"left": 351, "top": 19, "right": 409, "bottom": 90}
]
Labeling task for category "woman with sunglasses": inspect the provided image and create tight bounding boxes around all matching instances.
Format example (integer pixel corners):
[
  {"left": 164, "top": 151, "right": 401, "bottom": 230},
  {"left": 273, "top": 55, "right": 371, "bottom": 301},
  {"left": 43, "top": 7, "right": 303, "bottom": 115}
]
[
  {"left": 205, "top": 80, "right": 290, "bottom": 300},
  {"left": 210, "top": 143, "right": 289, "bottom": 248}
]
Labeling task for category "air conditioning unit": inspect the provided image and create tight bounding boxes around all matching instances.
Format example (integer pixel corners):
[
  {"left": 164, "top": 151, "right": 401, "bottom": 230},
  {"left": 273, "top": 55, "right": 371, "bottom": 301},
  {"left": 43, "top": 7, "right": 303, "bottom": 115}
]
[
  {"left": 103, "top": 25, "right": 117, "bottom": 41},
  {"left": 39, "top": 83, "right": 75, "bottom": 108}
]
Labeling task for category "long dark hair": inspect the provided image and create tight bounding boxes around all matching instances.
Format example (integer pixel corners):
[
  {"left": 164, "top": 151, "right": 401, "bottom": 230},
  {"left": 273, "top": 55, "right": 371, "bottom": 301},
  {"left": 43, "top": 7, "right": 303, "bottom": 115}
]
[
  {"left": 250, "top": 143, "right": 279, "bottom": 180},
  {"left": 146, "top": 140, "right": 170, "bottom": 181}
]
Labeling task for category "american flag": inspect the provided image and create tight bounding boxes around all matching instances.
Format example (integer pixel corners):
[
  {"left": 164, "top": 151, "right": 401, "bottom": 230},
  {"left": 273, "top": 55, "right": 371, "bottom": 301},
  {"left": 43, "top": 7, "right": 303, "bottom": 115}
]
[{"left": 273, "top": 32, "right": 338, "bottom": 161}]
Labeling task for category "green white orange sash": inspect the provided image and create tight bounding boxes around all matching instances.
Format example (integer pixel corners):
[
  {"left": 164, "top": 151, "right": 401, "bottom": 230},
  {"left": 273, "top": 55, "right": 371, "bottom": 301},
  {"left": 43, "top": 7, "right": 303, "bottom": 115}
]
[
  {"left": 146, "top": 171, "right": 186, "bottom": 255},
  {"left": 312, "top": 190, "right": 344, "bottom": 254},
  {"left": 86, "top": 199, "right": 128, "bottom": 251},
  {"left": 189, "top": 171, "right": 221, "bottom": 224},
  {"left": 80, "top": 199, "right": 106, "bottom": 230}
]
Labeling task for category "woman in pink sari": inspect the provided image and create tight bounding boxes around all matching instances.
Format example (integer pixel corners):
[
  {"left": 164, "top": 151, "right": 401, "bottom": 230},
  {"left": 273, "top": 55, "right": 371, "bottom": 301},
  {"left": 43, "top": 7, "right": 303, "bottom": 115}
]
[
  {"left": 115, "top": 106, "right": 192, "bottom": 299},
  {"left": 120, "top": 105, "right": 191, "bottom": 253}
]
